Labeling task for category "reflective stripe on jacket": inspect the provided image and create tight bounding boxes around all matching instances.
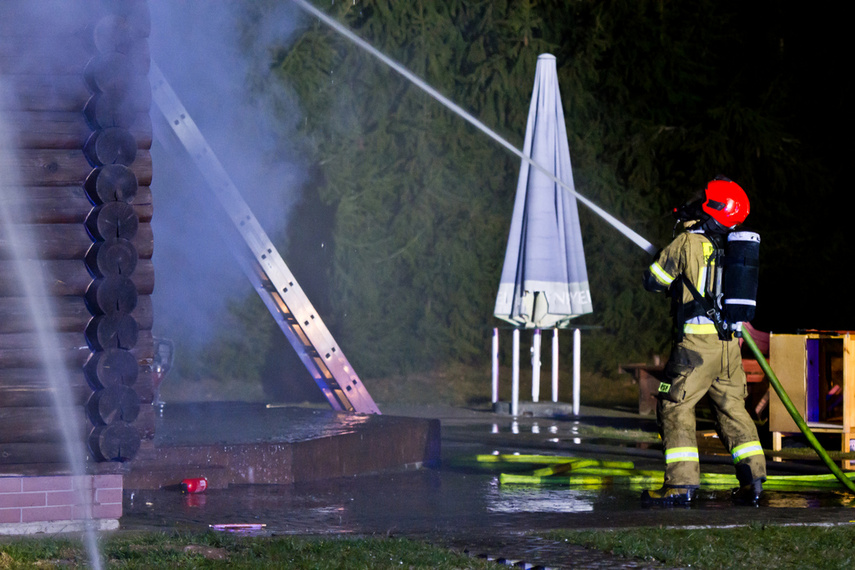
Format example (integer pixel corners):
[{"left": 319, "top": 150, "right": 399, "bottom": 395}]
[{"left": 646, "top": 229, "right": 718, "bottom": 334}]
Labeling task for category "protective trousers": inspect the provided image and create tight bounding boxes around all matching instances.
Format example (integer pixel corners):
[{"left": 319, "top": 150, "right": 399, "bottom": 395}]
[{"left": 658, "top": 333, "right": 766, "bottom": 487}]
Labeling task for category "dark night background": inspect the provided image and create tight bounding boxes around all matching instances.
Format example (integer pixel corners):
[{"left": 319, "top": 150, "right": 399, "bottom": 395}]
[
  {"left": 150, "top": 1, "right": 854, "bottom": 399},
  {"left": 743, "top": 3, "right": 852, "bottom": 334}
]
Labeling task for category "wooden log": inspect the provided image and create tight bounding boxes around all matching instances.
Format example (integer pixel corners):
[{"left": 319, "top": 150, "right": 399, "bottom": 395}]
[
  {"left": 0, "top": 369, "right": 154, "bottom": 407},
  {"left": 110, "top": 0, "right": 153, "bottom": 36},
  {"left": 85, "top": 237, "right": 139, "bottom": 278},
  {"left": 86, "top": 385, "right": 141, "bottom": 425},
  {"left": 85, "top": 276, "right": 138, "bottom": 315},
  {"left": 0, "top": 461, "right": 124, "bottom": 475},
  {"left": 0, "top": 260, "right": 154, "bottom": 296},
  {"left": 0, "top": 414, "right": 153, "bottom": 464},
  {"left": 85, "top": 202, "right": 139, "bottom": 241},
  {"left": 0, "top": 369, "right": 91, "bottom": 407},
  {"left": 0, "top": 17, "right": 151, "bottom": 48},
  {"left": 6, "top": 110, "right": 151, "bottom": 149},
  {"left": 0, "top": 406, "right": 88, "bottom": 444},
  {"left": 6, "top": 185, "right": 152, "bottom": 225},
  {"left": 83, "top": 127, "right": 138, "bottom": 167},
  {"left": 135, "top": 402, "right": 156, "bottom": 440},
  {"left": 19, "top": 186, "right": 96, "bottom": 223},
  {"left": 83, "top": 347, "right": 139, "bottom": 389},
  {"left": 0, "top": 295, "right": 152, "bottom": 335},
  {"left": 89, "top": 421, "right": 140, "bottom": 462},
  {"left": 94, "top": 13, "right": 151, "bottom": 54},
  {"left": 85, "top": 313, "right": 139, "bottom": 351},
  {"left": 0, "top": 18, "right": 149, "bottom": 62},
  {"left": 0, "top": 296, "right": 87, "bottom": 335},
  {"left": 0, "top": 222, "right": 153, "bottom": 260},
  {"left": 0, "top": 0, "right": 151, "bottom": 39},
  {"left": 0, "top": 442, "right": 78, "bottom": 465},
  {"left": 0, "top": 330, "right": 153, "bottom": 369},
  {"left": 133, "top": 368, "right": 155, "bottom": 406},
  {"left": 0, "top": 344, "right": 90, "bottom": 371},
  {"left": 0, "top": 331, "right": 89, "bottom": 351},
  {"left": 84, "top": 53, "right": 150, "bottom": 94},
  {"left": 85, "top": 93, "right": 151, "bottom": 131},
  {"left": 1, "top": 75, "right": 91, "bottom": 112},
  {"left": 0, "top": 38, "right": 149, "bottom": 78},
  {"left": 0, "top": 40, "right": 95, "bottom": 76},
  {"left": 3, "top": 148, "right": 151, "bottom": 187},
  {"left": 85, "top": 164, "right": 140, "bottom": 205},
  {"left": 135, "top": 370, "right": 155, "bottom": 406}
]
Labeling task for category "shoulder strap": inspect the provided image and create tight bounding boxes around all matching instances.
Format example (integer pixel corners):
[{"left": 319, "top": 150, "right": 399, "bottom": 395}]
[{"left": 677, "top": 274, "right": 731, "bottom": 341}]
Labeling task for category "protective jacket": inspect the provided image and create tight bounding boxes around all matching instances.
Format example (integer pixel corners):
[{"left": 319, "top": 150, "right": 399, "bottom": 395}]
[{"left": 644, "top": 222, "right": 722, "bottom": 337}]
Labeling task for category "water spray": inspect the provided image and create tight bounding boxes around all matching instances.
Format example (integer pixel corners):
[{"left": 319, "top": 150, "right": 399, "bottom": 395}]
[
  {"left": 290, "top": 0, "right": 655, "bottom": 255},
  {"left": 0, "top": 84, "right": 103, "bottom": 567},
  {"left": 291, "top": 0, "right": 855, "bottom": 493}
]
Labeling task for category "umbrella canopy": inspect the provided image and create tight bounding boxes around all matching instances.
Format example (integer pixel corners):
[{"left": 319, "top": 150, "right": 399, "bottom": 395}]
[{"left": 494, "top": 54, "right": 592, "bottom": 329}]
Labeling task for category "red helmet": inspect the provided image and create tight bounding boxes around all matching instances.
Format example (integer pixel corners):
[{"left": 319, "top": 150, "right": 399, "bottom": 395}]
[{"left": 702, "top": 178, "right": 749, "bottom": 228}]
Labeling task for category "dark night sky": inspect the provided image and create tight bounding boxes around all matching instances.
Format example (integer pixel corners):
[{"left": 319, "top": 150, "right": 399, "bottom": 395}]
[{"left": 744, "top": 4, "right": 853, "bottom": 335}]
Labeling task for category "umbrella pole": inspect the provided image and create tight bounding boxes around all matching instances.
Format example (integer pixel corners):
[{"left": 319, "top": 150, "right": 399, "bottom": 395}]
[
  {"left": 512, "top": 329, "right": 520, "bottom": 416},
  {"left": 573, "top": 328, "right": 581, "bottom": 416},
  {"left": 552, "top": 329, "right": 559, "bottom": 403},
  {"left": 491, "top": 328, "right": 499, "bottom": 405},
  {"left": 531, "top": 329, "right": 542, "bottom": 402}
]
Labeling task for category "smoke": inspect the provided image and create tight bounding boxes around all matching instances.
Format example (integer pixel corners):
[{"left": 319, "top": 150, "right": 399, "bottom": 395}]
[{"left": 148, "top": 1, "right": 307, "bottom": 353}]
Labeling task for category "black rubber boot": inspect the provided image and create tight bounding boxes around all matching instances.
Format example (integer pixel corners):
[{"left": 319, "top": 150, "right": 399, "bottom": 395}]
[
  {"left": 640, "top": 485, "right": 698, "bottom": 506},
  {"left": 731, "top": 478, "right": 763, "bottom": 506}
]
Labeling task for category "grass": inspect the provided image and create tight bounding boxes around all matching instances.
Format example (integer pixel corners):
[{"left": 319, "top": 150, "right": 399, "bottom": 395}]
[
  {"left": 157, "top": 357, "right": 641, "bottom": 412},
  {"left": 6, "top": 525, "right": 855, "bottom": 569},
  {"left": 547, "top": 523, "right": 855, "bottom": 569},
  {"left": 367, "top": 361, "right": 639, "bottom": 410},
  {"left": 0, "top": 532, "right": 497, "bottom": 569}
]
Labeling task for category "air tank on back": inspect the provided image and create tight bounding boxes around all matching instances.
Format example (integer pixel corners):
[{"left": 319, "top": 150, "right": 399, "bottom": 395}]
[{"left": 723, "top": 231, "right": 760, "bottom": 323}]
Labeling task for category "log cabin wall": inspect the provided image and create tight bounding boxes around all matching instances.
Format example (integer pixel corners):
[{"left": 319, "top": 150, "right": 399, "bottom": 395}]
[{"left": 0, "top": 0, "right": 154, "bottom": 475}]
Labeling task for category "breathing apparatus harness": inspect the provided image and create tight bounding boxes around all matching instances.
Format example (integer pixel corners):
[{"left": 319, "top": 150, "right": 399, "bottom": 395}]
[{"left": 676, "top": 264, "right": 731, "bottom": 341}]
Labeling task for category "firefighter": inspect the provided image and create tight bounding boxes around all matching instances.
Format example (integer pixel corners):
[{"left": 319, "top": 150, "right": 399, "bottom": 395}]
[{"left": 641, "top": 177, "right": 766, "bottom": 506}]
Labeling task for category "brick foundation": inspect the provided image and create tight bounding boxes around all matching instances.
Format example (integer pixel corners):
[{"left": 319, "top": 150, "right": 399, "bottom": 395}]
[{"left": 0, "top": 474, "right": 122, "bottom": 535}]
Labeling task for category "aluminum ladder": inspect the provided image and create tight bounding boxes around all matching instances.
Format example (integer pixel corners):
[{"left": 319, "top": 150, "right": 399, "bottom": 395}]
[{"left": 149, "top": 62, "right": 379, "bottom": 414}]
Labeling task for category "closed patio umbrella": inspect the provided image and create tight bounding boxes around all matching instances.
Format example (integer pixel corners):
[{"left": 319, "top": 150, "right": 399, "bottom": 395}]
[{"left": 494, "top": 54, "right": 592, "bottom": 328}]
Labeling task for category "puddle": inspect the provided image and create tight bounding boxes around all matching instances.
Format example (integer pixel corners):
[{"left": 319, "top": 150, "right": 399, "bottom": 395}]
[{"left": 486, "top": 478, "right": 596, "bottom": 513}]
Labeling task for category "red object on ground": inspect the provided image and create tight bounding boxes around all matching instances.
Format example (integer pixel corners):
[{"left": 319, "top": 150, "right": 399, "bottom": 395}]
[{"left": 181, "top": 477, "right": 208, "bottom": 494}]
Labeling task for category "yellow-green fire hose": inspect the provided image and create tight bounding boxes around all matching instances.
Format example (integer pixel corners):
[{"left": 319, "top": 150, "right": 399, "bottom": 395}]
[{"left": 741, "top": 328, "right": 855, "bottom": 493}]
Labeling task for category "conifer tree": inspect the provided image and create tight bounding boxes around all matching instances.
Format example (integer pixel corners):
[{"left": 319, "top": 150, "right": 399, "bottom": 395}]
[{"left": 218, "top": 0, "right": 830, "bottom": 385}]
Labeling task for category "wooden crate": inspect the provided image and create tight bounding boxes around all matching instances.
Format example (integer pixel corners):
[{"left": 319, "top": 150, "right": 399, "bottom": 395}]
[{"left": 769, "top": 332, "right": 855, "bottom": 469}]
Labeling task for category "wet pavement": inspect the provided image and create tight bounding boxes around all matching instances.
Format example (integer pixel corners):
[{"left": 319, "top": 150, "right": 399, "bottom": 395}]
[
  {"left": 151, "top": 402, "right": 395, "bottom": 447},
  {"left": 120, "top": 403, "right": 855, "bottom": 569}
]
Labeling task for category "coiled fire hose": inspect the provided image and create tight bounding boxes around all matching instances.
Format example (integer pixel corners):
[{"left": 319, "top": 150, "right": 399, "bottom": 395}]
[{"left": 740, "top": 329, "right": 855, "bottom": 492}]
